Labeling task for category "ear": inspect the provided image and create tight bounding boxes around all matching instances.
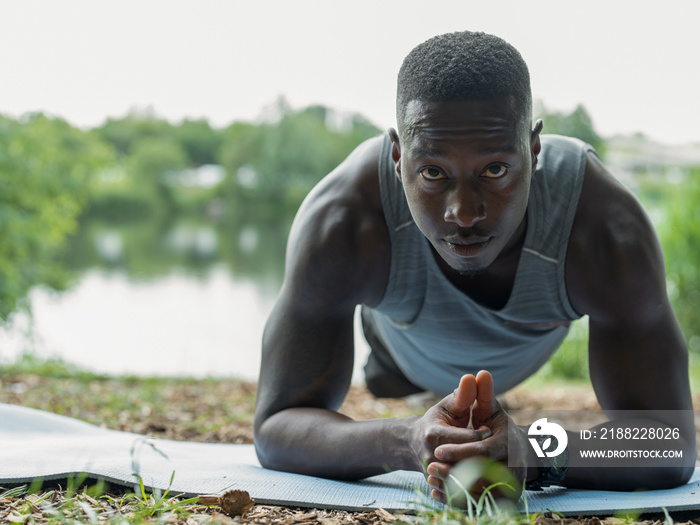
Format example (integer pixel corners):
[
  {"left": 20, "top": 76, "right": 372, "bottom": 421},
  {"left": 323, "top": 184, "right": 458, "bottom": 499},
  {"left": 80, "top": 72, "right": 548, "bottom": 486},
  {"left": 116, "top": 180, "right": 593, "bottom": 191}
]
[
  {"left": 388, "top": 128, "right": 402, "bottom": 181},
  {"left": 530, "top": 119, "right": 543, "bottom": 170}
]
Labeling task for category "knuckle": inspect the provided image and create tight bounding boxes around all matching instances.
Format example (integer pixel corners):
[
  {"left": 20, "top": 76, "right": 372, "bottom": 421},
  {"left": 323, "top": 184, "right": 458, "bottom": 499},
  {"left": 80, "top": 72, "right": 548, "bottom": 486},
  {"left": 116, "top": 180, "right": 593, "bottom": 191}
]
[
  {"left": 440, "top": 405, "right": 459, "bottom": 420},
  {"left": 422, "top": 424, "right": 445, "bottom": 447}
]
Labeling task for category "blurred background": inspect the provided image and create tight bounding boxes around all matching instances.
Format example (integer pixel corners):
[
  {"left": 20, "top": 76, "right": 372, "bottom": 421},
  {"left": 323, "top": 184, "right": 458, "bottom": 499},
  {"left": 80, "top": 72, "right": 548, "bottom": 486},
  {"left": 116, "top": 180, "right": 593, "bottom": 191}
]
[{"left": 1, "top": 0, "right": 699, "bottom": 382}]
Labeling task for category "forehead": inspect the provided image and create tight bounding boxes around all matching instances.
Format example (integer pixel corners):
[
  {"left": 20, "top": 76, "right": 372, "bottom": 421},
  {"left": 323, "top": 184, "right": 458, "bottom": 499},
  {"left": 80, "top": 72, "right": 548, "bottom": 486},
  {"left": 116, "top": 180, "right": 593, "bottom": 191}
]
[{"left": 399, "top": 97, "right": 528, "bottom": 151}]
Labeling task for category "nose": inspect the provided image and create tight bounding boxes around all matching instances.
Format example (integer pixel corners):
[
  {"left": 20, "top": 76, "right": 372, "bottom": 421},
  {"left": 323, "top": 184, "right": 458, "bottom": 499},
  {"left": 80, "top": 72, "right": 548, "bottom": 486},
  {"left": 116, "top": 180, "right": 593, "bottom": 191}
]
[{"left": 443, "top": 186, "right": 486, "bottom": 228}]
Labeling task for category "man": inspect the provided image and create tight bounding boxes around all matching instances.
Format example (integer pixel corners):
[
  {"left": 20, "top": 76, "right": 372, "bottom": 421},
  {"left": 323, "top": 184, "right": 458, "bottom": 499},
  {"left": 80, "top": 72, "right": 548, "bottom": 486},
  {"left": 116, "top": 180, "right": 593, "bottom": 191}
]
[{"left": 253, "top": 31, "right": 695, "bottom": 500}]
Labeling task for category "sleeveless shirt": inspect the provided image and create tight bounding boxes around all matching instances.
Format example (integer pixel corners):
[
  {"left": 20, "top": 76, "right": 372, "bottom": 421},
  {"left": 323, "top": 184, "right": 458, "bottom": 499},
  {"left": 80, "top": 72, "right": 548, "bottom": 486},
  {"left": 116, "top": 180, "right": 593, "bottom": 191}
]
[{"left": 361, "top": 134, "right": 592, "bottom": 397}]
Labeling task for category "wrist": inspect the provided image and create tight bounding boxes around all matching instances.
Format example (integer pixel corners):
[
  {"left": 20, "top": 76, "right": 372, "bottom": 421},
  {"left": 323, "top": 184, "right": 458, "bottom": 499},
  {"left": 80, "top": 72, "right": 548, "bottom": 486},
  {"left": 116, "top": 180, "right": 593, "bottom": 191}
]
[
  {"left": 524, "top": 433, "right": 570, "bottom": 491},
  {"left": 519, "top": 425, "right": 542, "bottom": 481},
  {"left": 404, "top": 415, "right": 428, "bottom": 472}
]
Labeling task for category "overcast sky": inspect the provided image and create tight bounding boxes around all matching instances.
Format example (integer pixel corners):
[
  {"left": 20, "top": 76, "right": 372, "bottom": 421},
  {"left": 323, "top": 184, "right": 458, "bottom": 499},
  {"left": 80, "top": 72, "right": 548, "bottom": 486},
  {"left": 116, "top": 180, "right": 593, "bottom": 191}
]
[{"left": 1, "top": 0, "right": 698, "bottom": 144}]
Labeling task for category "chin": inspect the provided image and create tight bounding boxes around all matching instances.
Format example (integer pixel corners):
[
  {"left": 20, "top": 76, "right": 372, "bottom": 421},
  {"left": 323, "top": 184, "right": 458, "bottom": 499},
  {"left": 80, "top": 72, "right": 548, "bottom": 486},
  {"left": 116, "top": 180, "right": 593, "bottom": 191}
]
[
  {"left": 457, "top": 266, "right": 488, "bottom": 277},
  {"left": 443, "top": 254, "right": 490, "bottom": 276}
]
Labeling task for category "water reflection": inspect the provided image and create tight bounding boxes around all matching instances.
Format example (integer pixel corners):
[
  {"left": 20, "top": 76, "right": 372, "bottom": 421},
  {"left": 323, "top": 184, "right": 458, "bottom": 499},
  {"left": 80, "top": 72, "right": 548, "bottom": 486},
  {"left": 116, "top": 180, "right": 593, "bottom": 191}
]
[
  {"left": 95, "top": 231, "right": 124, "bottom": 263},
  {"left": 165, "top": 224, "right": 218, "bottom": 260},
  {"left": 0, "top": 268, "right": 273, "bottom": 379},
  {"left": 238, "top": 226, "right": 259, "bottom": 254},
  {"left": 64, "top": 213, "right": 290, "bottom": 291},
  {"left": 0, "top": 213, "right": 291, "bottom": 379}
]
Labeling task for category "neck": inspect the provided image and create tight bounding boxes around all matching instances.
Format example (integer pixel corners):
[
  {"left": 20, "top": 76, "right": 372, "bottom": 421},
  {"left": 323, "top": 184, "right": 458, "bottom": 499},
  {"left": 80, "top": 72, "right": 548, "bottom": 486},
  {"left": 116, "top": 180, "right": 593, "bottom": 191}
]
[{"left": 434, "top": 214, "right": 528, "bottom": 309}]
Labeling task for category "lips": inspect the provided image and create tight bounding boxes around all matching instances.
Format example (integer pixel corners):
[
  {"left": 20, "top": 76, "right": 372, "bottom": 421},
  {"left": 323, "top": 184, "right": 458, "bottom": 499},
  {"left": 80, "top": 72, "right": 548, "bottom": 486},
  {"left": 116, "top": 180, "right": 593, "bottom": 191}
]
[{"left": 443, "top": 236, "right": 492, "bottom": 258}]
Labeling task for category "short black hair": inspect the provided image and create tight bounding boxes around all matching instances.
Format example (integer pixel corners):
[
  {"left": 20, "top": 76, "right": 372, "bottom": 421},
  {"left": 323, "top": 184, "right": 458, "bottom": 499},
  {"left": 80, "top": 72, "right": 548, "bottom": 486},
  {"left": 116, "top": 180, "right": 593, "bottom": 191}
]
[{"left": 396, "top": 31, "right": 532, "bottom": 130}]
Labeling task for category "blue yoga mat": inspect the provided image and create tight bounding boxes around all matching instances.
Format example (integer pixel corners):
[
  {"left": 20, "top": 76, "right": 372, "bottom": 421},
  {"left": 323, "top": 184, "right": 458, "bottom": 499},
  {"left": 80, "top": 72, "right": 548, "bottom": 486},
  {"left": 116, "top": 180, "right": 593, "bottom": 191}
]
[{"left": 0, "top": 403, "right": 698, "bottom": 515}]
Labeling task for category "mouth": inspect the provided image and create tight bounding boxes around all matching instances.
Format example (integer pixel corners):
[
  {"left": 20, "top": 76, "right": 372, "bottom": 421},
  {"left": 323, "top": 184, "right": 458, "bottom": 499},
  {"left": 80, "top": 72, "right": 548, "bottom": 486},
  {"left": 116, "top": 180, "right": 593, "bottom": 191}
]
[{"left": 443, "top": 236, "right": 493, "bottom": 258}]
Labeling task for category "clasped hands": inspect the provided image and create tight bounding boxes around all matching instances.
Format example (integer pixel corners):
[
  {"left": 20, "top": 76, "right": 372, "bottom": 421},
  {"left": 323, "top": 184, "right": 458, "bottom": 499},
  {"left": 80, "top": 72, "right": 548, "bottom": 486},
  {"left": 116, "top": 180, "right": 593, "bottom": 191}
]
[{"left": 412, "top": 370, "right": 529, "bottom": 502}]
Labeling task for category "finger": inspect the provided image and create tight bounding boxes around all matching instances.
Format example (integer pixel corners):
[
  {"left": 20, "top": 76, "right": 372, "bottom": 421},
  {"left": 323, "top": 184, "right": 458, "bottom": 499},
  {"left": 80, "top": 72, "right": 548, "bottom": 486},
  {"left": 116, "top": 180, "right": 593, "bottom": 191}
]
[
  {"left": 427, "top": 461, "right": 451, "bottom": 484},
  {"left": 454, "top": 373, "right": 477, "bottom": 410},
  {"left": 475, "top": 370, "right": 496, "bottom": 409},
  {"left": 435, "top": 433, "right": 510, "bottom": 463},
  {"left": 431, "top": 488, "right": 446, "bottom": 503},
  {"left": 435, "top": 442, "right": 487, "bottom": 463},
  {"left": 472, "top": 370, "right": 500, "bottom": 424},
  {"left": 440, "top": 374, "right": 476, "bottom": 424},
  {"left": 427, "top": 474, "right": 445, "bottom": 494},
  {"left": 427, "top": 462, "right": 448, "bottom": 498},
  {"left": 426, "top": 426, "right": 488, "bottom": 455}
]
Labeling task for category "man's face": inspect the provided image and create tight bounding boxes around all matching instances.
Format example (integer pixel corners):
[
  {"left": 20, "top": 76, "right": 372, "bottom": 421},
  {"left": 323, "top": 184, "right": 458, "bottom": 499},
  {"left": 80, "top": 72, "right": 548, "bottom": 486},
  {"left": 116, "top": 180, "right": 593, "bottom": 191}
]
[{"left": 391, "top": 97, "right": 540, "bottom": 275}]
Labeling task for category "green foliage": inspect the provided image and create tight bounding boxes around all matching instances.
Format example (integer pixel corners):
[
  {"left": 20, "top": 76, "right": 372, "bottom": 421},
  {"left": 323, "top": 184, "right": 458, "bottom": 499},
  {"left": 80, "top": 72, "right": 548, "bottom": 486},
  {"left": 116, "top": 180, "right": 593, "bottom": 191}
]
[
  {"left": 0, "top": 350, "right": 106, "bottom": 380},
  {"left": 656, "top": 166, "right": 700, "bottom": 350},
  {"left": 94, "top": 111, "right": 211, "bottom": 216},
  {"left": 96, "top": 110, "right": 222, "bottom": 167},
  {"left": 127, "top": 137, "right": 189, "bottom": 181},
  {"left": 218, "top": 98, "right": 381, "bottom": 203},
  {"left": 0, "top": 113, "right": 112, "bottom": 320},
  {"left": 174, "top": 118, "right": 222, "bottom": 165},
  {"left": 126, "top": 136, "right": 189, "bottom": 210},
  {"left": 537, "top": 319, "right": 590, "bottom": 381},
  {"left": 86, "top": 191, "right": 155, "bottom": 222},
  {"left": 91, "top": 103, "right": 379, "bottom": 221},
  {"left": 4, "top": 478, "right": 204, "bottom": 523},
  {"left": 94, "top": 108, "right": 176, "bottom": 158},
  {"left": 534, "top": 101, "right": 604, "bottom": 155}
]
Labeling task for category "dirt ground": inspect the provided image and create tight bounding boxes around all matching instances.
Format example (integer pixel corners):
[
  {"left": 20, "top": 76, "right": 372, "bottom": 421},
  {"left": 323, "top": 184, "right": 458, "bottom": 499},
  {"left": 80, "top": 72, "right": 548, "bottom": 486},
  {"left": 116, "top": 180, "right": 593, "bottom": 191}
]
[{"left": 1, "top": 375, "right": 699, "bottom": 524}]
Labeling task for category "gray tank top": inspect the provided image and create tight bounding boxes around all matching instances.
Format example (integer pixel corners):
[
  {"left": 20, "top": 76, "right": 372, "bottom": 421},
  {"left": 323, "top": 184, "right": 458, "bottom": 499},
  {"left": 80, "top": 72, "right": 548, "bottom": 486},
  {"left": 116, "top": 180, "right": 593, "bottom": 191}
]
[{"left": 362, "top": 134, "right": 592, "bottom": 397}]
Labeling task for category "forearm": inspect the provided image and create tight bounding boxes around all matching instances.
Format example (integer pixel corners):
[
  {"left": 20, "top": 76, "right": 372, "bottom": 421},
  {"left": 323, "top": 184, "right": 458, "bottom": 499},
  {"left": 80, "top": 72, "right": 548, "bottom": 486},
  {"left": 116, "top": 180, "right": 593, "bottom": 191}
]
[{"left": 255, "top": 407, "right": 421, "bottom": 480}]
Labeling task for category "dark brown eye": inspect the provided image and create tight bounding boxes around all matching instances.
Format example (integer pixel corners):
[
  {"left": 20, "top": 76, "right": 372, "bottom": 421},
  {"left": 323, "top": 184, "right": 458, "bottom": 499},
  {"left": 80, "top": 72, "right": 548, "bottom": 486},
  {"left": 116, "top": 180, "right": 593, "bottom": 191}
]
[
  {"left": 483, "top": 165, "right": 508, "bottom": 178},
  {"left": 419, "top": 167, "right": 446, "bottom": 180}
]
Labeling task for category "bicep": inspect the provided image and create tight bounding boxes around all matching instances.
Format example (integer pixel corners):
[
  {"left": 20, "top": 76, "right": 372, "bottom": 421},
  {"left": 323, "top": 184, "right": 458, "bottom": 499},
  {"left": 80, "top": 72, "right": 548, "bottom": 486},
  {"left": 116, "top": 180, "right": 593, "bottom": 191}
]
[
  {"left": 568, "top": 153, "right": 692, "bottom": 412},
  {"left": 588, "top": 305, "right": 690, "bottom": 412},
  {"left": 255, "top": 175, "right": 388, "bottom": 424}
]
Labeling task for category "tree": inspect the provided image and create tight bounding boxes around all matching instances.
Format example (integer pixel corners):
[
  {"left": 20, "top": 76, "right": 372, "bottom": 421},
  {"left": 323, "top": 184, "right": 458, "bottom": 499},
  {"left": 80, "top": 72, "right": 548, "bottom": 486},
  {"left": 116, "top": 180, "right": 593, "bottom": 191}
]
[
  {"left": 94, "top": 108, "right": 175, "bottom": 158},
  {"left": 0, "top": 113, "right": 112, "bottom": 320},
  {"left": 126, "top": 137, "right": 189, "bottom": 210},
  {"left": 175, "top": 118, "right": 222, "bottom": 166},
  {"left": 534, "top": 102, "right": 604, "bottom": 155},
  {"left": 218, "top": 102, "right": 381, "bottom": 204}
]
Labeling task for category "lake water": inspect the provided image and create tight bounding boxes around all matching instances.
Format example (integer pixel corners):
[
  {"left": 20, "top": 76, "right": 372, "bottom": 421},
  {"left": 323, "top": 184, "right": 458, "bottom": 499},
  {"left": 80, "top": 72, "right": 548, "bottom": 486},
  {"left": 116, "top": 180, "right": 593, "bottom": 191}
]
[{"left": 0, "top": 216, "right": 370, "bottom": 381}]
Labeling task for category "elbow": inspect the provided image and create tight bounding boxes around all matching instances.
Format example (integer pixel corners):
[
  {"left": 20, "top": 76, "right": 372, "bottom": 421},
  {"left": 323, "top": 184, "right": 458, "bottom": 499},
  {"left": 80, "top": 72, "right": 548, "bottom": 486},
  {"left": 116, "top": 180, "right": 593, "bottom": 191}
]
[
  {"left": 658, "top": 434, "right": 698, "bottom": 488},
  {"left": 252, "top": 414, "right": 277, "bottom": 470},
  {"left": 253, "top": 431, "right": 281, "bottom": 471},
  {"left": 676, "top": 464, "right": 696, "bottom": 486},
  {"left": 253, "top": 440, "right": 275, "bottom": 471},
  {"left": 642, "top": 464, "right": 694, "bottom": 490},
  {"left": 253, "top": 411, "right": 297, "bottom": 473},
  {"left": 668, "top": 449, "right": 696, "bottom": 487}
]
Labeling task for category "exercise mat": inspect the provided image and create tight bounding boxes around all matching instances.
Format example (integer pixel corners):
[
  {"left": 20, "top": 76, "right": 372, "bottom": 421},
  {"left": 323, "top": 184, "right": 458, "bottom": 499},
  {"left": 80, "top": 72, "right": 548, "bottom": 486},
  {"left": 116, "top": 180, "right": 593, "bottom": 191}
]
[{"left": 1, "top": 403, "right": 698, "bottom": 515}]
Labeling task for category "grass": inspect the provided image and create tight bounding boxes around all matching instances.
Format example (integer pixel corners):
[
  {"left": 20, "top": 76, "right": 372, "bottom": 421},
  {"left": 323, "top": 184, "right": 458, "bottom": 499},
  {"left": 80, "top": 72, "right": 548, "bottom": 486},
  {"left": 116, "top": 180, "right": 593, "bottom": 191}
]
[
  {"left": 1, "top": 479, "right": 216, "bottom": 524},
  {"left": 1, "top": 352, "right": 698, "bottom": 524},
  {"left": 0, "top": 352, "right": 256, "bottom": 443}
]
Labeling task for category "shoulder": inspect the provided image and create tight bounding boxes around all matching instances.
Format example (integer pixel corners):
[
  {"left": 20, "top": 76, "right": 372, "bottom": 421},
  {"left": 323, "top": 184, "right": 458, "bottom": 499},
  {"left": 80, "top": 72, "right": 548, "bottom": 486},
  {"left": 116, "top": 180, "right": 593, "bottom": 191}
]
[
  {"left": 565, "top": 151, "right": 667, "bottom": 324},
  {"left": 537, "top": 135, "right": 591, "bottom": 183},
  {"left": 284, "top": 134, "right": 391, "bottom": 311}
]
